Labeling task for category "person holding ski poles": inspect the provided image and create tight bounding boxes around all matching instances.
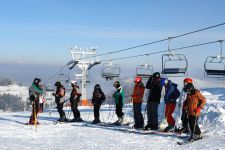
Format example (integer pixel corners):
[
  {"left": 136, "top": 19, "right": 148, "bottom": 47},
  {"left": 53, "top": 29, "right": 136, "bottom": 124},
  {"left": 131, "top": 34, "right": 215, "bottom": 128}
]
[
  {"left": 113, "top": 81, "right": 125, "bottom": 125},
  {"left": 183, "top": 82, "right": 206, "bottom": 141},
  {"left": 52, "top": 81, "right": 67, "bottom": 122},
  {"left": 91, "top": 84, "right": 106, "bottom": 124},
  {"left": 144, "top": 72, "right": 162, "bottom": 130},
  {"left": 70, "top": 80, "right": 83, "bottom": 122},
  {"left": 130, "top": 76, "right": 145, "bottom": 129},
  {"left": 27, "top": 78, "right": 43, "bottom": 125},
  {"left": 160, "top": 78, "right": 180, "bottom": 132}
]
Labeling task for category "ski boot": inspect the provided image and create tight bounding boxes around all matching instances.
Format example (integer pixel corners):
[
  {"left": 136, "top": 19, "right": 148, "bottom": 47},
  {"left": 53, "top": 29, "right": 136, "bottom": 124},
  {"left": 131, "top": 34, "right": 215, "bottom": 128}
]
[
  {"left": 163, "top": 125, "right": 175, "bottom": 132},
  {"left": 92, "top": 118, "right": 101, "bottom": 124}
]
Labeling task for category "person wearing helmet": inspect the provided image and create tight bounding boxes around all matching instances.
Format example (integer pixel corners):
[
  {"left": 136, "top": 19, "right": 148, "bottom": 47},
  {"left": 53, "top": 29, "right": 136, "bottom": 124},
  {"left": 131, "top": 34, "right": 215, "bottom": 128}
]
[
  {"left": 177, "top": 78, "right": 194, "bottom": 134},
  {"left": 91, "top": 84, "right": 106, "bottom": 124},
  {"left": 27, "top": 78, "right": 43, "bottom": 125},
  {"left": 70, "top": 80, "right": 82, "bottom": 122},
  {"left": 183, "top": 83, "right": 206, "bottom": 141},
  {"left": 144, "top": 72, "right": 162, "bottom": 130},
  {"left": 160, "top": 78, "right": 180, "bottom": 132},
  {"left": 113, "top": 81, "right": 125, "bottom": 125},
  {"left": 52, "top": 81, "right": 67, "bottom": 122},
  {"left": 131, "top": 76, "right": 145, "bottom": 129}
]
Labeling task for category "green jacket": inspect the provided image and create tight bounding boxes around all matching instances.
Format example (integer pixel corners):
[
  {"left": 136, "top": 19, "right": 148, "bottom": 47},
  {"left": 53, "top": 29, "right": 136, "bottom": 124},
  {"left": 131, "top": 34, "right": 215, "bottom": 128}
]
[{"left": 113, "top": 87, "right": 125, "bottom": 105}]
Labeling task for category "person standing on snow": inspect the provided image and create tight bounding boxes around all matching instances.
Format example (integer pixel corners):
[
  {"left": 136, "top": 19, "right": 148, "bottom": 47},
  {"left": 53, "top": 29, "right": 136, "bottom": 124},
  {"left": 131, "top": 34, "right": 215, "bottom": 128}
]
[
  {"left": 183, "top": 82, "right": 206, "bottom": 141},
  {"left": 113, "top": 81, "right": 125, "bottom": 125},
  {"left": 91, "top": 84, "right": 106, "bottom": 124},
  {"left": 70, "top": 80, "right": 83, "bottom": 122},
  {"left": 144, "top": 72, "right": 162, "bottom": 130},
  {"left": 27, "top": 78, "right": 43, "bottom": 125},
  {"left": 130, "top": 76, "right": 145, "bottom": 129},
  {"left": 53, "top": 81, "right": 67, "bottom": 122},
  {"left": 160, "top": 78, "right": 180, "bottom": 132}
]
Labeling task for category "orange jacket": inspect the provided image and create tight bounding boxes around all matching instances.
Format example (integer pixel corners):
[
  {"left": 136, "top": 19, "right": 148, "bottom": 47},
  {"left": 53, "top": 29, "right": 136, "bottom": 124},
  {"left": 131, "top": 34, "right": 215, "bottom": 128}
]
[
  {"left": 131, "top": 83, "right": 145, "bottom": 103},
  {"left": 183, "top": 89, "right": 206, "bottom": 116}
]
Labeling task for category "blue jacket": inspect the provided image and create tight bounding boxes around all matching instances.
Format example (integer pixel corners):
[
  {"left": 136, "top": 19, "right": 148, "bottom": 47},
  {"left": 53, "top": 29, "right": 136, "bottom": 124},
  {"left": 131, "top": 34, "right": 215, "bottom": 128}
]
[{"left": 164, "top": 80, "right": 180, "bottom": 104}]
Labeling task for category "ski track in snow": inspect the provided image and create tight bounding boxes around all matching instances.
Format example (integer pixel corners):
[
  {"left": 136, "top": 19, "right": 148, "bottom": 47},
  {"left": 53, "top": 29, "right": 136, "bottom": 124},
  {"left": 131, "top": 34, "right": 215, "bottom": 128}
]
[{"left": 0, "top": 87, "right": 225, "bottom": 149}]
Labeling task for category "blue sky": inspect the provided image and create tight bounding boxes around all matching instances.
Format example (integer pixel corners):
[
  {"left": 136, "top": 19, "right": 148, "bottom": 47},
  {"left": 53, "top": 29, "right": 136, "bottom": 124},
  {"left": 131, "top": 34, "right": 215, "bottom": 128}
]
[{"left": 0, "top": 0, "right": 225, "bottom": 83}]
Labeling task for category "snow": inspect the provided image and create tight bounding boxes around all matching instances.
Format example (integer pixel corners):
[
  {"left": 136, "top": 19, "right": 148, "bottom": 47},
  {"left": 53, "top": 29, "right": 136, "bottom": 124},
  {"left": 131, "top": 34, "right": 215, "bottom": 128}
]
[{"left": 0, "top": 80, "right": 225, "bottom": 149}]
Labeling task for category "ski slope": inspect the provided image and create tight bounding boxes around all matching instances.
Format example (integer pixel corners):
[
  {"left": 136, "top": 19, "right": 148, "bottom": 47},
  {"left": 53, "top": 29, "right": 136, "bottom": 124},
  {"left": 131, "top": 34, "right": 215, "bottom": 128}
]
[{"left": 0, "top": 87, "right": 225, "bottom": 149}]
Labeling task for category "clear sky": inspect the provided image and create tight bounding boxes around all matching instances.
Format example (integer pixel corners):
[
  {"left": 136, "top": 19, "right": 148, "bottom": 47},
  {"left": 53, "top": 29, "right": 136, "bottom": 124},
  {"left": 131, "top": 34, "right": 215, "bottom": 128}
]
[{"left": 0, "top": 0, "right": 225, "bottom": 83}]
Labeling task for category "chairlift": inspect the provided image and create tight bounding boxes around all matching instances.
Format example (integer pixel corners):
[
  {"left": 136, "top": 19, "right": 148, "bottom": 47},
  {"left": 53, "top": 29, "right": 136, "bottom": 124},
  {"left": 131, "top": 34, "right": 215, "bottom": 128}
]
[
  {"left": 102, "top": 62, "right": 120, "bottom": 81},
  {"left": 136, "top": 54, "right": 153, "bottom": 79},
  {"left": 204, "top": 40, "right": 225, "bottom": 77},
  {"left": 161, "top": 37, "right": 188, "bottom": 76}
]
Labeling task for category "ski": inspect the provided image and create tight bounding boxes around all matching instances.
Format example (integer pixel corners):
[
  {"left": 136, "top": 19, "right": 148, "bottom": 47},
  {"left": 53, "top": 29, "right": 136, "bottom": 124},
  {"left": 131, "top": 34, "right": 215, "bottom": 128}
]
[{"left": 177, "top": 135, "right": 205, "bottom": 145}]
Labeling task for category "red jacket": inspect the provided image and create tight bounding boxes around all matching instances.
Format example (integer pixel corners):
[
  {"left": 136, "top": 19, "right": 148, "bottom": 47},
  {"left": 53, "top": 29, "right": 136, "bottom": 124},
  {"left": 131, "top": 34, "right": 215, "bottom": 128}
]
[{"left": 131, "top": 83, "right": 145, "bottom": 103}]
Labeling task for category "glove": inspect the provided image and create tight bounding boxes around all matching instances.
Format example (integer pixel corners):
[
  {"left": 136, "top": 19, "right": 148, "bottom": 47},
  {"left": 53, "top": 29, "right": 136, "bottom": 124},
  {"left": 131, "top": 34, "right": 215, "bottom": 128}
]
[
  {"left": 30, "top": 95, "right": 35, "bottom": 101},
  {"left": 52, "top": 93, "right": 56, "bottom": 96},
  {"left": 195, "top": 107, "right": 201, "bottom": 113}
]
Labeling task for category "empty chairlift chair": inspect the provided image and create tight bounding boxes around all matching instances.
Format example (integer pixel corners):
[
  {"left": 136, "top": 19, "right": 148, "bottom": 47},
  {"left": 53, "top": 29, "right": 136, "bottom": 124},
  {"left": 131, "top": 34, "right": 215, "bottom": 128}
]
[
  {"left": 136, "top": 64, "right": 153, "bottom": 79},
  {"left": 101, "top": 62, "right": 120, "bottom": 81},
  {"left": 204, "top": 40, "right": 225, "bottom": 77}
]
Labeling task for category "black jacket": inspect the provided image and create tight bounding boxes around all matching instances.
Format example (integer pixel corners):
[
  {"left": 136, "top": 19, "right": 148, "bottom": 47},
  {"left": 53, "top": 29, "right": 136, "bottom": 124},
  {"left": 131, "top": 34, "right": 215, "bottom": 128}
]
[
  {"left": 92, "top": 89, "right": 106, "bottom": 105},
  {"left": 146, "top": 78, "right": 162, "bottom": 103}
]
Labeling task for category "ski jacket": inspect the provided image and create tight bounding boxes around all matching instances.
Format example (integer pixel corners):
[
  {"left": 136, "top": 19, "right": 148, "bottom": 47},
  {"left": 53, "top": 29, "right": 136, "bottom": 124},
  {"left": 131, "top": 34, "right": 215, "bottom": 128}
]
[
  {"left": 131, "top": 82, "right": 145, "bottom": 103},
  {"left": 70, "top": 86, "right": 81, "bottom": 102},
  {"left": 55, "top": 85, "right": 65, "bottom": 103},
  {"left": 164, "top": 80, "right": 180, "bottom": 104},
  {"left": 92, "top": 89, "right": 106, "bottom": 105},
  {"left": 146, "top": 79, "right": 162, "bottom": 104},
  {"left": 183, "top": 89, "right": 206, "bottom": 116},
  {"left": 113, "top": 86, "right": 125, "bottom": 105},
  {"left": 29, "top": 83, "right": 43, "bottom": 102}
]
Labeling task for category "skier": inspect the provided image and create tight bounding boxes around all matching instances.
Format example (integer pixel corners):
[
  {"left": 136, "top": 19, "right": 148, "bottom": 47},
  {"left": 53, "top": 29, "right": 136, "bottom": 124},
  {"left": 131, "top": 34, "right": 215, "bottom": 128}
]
[
  {"left": 177, "top": 78, "right": 193, "bottom": 134},
  {"left": 183, "top": 82, "right": 206, "bottom": 141},
  {"left": 70, "top": 80, "right": 82, "bottom": 122},
  {"left": 131, "top": 76, "right": 145, "bottom": 129},
  {"left": 91, "top": 84, "right": 106, "bottom": 124},
  {"left": 160, "top": 78, "right": 180, "bottom": 132},
  {"left": 52, "top": 81, "right": 67, "bottom": 122},
  {"left": 27, "top": 78, "right": 43, "bottom": 125},
  {"left": 144, "top": 72, "right": 162, "bottom": 130},
  {"left": 113, "top": 81, "right": 125, "bottom": 125}
]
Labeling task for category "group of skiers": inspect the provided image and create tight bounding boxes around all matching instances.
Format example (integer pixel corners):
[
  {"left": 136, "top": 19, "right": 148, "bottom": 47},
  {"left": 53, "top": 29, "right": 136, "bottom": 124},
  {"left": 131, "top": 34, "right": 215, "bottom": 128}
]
[{"left": 27, "top": 72, "right": 206, "bottom": 141}]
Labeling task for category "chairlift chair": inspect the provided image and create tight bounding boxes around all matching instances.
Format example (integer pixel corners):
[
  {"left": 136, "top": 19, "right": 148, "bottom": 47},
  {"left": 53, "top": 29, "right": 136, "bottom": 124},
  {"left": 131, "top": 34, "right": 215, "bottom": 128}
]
[
  {"left": 161, "top": 53, "right": 188, "bottom": 76},
  {"left": 136, "top": 64, "right": 153, "bottom": 79},
  {"left": 204, "top": 40, "right": 225, "bottom": 77},
  {"left": 101, "top": 62, "right": 120, "bottom": 81}
]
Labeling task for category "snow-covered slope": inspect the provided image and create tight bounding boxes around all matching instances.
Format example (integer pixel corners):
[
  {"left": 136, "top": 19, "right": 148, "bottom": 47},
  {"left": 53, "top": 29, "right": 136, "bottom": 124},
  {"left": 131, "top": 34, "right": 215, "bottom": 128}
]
[{"left": 0, "top": 80, "right": 225, "bottom": 150}]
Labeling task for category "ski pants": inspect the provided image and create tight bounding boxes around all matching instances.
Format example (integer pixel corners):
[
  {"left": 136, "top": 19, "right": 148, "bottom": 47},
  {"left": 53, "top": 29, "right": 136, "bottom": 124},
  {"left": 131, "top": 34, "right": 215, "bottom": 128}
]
[
  {"left": 165, "top": 103, "right": 176, "bottom": 125},
  {"left": 56, "top": 102, "right": 66, "bottom": 119},
  {"left": 116, "top": 103, "right": 124, "bottom": 119},
  {"left": 188, "top": 115, "right": 201, "bottom": 135},
  {"left": 181, "top": 109, "right": 189, "bottom": 129},
  {"left": 71, "top": 100, "right": 80, "bottom": 119},
  {"left": 93, "top": 103, "right": 101, "bottom": 120},
  {"left": 133, "top": 102, "right": 144, "bottom": 128},
  {"left": 29, "top": 100, "right": 39, "bottom": 123},
  {"left": 147, "top": 101, "right": 159, "bottom": 128}
]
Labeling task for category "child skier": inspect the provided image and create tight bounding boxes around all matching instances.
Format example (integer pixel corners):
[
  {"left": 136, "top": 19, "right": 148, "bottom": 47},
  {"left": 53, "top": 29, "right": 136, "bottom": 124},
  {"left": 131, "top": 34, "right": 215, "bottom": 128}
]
[
  {"left": 113, "top": 81, "right": 125, "bottom": 125},
  {"left": 53, "top": 81, "right": 67, "bottom": 122},
  {"left": 27, "top": 78, "right": 43, "bottom": 125},
  {"left": 144, "top": 72, "right": 162, "bottom": 130},
  {"left": 91, "top": 84, "right": 106, "bottom": 124},
  {"left": 160, "top": 78, "right": 180, "bottom": 132},
  {"left": 131, "top": 76, "right": 145, "bottom": 129},
  {"left": 183, "top": 82, "right": 206, "bottom": 141},
  {"left": 70, "top": 81, "right": 83, "bottom": 122}
]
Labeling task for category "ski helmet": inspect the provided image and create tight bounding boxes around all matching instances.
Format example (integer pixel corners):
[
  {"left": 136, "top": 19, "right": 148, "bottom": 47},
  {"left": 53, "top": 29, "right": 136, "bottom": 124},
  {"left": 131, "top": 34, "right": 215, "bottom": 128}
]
[
  {"left": 71, "top": 80, "right": 77, "bottom": 86},
  {"left": 94, "top": 84, "right": 101, "bottom": 90},
  {"left": 54, "top": 81, "right": 62, "bottom": 86},
  {"left": 113, "top": 81, "right": 120, "bottom": 88},
  {"left": 183, "top": 83, "right": 194, "bottom": 93},
  {"left": 33, "top": 78, "right": 41, "bottom": 84},
  {"left": 134, "top": 76, "right": 142, "bottom": 83},
  {"left": 153, "top": 72, "right": 160, "bottom": 79},
  {"left": 183, "top": 78, "right": 193, "bottom": 84},
  {"left": 160, "top": 78, "right": 168, "bottom": 87}
]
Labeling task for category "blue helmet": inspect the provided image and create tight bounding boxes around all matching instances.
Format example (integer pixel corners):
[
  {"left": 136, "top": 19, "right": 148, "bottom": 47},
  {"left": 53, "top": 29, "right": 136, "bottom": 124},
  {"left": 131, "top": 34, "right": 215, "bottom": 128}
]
[{"left": 160, "top": 78, "right": 168, "bottom": 87}]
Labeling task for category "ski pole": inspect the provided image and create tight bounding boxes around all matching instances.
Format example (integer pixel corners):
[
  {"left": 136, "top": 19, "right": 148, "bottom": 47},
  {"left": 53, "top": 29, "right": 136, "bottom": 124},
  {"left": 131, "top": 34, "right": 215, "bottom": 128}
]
[{"left": 33, "top": 101, "right": 37, "bottom": 131}]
